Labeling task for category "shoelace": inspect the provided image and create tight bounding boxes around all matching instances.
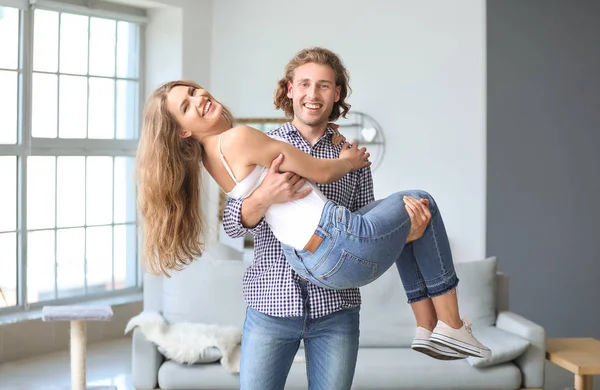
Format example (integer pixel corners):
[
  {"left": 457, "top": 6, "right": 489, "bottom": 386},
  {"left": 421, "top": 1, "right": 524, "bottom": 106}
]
[
  {"left": 461, "top": 319, "right": 488, "bottom": 350},
  {"left": 462, "top": 319, "right": 473, "bottom": 334}
]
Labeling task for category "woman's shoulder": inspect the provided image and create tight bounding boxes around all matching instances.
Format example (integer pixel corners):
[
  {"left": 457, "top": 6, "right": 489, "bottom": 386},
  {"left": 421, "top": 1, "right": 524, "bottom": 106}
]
[
  {"left": 227, "top": 126, "right": 289, "bottom": 142},
  {"left": 228, "top": 125, "right": 259, "bottom": 135},
  {"left": 221, "top": 125, "right": 263, "bottom": 142},
  {"left": 220, "top": 126, "right": 269, "bottom": 152}
]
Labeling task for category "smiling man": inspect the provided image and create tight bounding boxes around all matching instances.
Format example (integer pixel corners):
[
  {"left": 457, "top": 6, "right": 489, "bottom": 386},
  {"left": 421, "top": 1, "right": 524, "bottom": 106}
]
[{"left": 223, "top": 47, "right": 374, "bottom": 390}]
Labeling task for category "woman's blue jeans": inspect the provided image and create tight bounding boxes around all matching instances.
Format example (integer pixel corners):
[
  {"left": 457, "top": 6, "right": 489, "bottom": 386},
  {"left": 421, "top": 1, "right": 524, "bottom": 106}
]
[{"left": 282, "top": 190, "right": 458, "bottom": 303}]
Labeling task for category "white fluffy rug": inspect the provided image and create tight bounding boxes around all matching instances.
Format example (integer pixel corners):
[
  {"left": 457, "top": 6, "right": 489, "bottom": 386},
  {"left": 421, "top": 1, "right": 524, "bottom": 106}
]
[{"left": 125, "top": 311, "right": 241, "bottom": 374}]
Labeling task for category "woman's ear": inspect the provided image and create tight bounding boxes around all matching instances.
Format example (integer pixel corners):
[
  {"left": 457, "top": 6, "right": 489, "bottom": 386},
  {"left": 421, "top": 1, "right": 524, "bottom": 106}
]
[{"left": 179, "top": 129, "right": 192, "bottom": 139}]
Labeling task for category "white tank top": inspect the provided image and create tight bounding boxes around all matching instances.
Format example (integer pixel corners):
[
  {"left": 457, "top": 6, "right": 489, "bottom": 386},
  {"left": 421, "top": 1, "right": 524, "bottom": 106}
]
[{"left": 219, "top": 134, "right": 328, "bottom": 249}]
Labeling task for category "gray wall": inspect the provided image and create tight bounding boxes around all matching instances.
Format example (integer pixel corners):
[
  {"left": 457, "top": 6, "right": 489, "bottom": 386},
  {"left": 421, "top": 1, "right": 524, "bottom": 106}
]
[{"left": 487, "top": 1, "right": 600, "bottom": 338}]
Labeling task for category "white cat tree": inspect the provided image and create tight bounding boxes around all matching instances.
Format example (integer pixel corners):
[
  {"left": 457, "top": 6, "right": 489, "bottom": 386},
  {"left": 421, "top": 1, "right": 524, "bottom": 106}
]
[{"left": 42, "top": 305, "right": 115, "bottom": 390}]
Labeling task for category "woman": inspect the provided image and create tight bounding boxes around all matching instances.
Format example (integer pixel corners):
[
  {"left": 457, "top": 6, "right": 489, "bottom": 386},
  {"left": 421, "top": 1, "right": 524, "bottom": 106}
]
[{"left": 136, "top": 80, "right": 491, "bottom": 360}]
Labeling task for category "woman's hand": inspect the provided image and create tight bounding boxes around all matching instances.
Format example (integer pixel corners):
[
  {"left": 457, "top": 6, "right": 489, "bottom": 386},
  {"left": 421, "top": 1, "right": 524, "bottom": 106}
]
[
  {"left": 329, "top": 122, "right": 347, "bottom": 146},
  {"left": 339, "top": 141, "right": 371, "bottom": 171}
]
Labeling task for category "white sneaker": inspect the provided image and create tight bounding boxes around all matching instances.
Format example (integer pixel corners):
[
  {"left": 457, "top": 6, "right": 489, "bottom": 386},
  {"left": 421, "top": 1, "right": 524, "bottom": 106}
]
[
  {"left": 411, "top": 326, "right": 468, "bottom": 361},
  {"left": 430, "top": 319, "right": 492, "bottom": 358}
]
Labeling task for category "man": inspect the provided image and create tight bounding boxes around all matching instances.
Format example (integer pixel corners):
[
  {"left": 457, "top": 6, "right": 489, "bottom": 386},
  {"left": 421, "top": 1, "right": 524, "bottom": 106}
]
[{"left": 223, "top": 47, "right": 427, "bottom": 390}]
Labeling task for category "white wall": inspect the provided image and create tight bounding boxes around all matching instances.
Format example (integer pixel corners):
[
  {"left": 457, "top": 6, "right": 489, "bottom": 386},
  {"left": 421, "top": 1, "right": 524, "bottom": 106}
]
[
  {"left": 209, "top": 0, "right": 487, "bottom": 262},
  {"left": 144, "top": 0, "right": 486, "bottom": 261},
  {"left": 145, "top": 0, "right": 212, "bottom": 93},
  {"left": 145, "top": 6, "right": 183, "bottom": 92},
  {"left": 145, "top": 0, "right": 223, "bottom": 244}
]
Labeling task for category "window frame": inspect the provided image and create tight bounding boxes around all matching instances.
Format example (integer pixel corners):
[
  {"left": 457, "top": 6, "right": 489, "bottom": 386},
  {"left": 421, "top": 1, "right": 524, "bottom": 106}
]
[{"left": 0, "top": 0, "right": 146, "bottom": 315}]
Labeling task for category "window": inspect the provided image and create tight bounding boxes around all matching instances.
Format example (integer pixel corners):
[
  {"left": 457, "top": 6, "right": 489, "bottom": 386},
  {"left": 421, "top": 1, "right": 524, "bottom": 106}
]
[
  {"left": 0, "top": 1, "right": 144, "bottom": 312},
  {"left": 0, "top": 4, "right": 20, "bottom": 308}
]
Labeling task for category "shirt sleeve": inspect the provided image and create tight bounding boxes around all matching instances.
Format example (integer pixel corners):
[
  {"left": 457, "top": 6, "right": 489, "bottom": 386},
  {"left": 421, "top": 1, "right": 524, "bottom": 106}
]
[
  {"left": 350, "top": 166, "right": 375, "bottom": 212},
  {"left": 222, "top": 196, "right": 267, "bottom": 238}
]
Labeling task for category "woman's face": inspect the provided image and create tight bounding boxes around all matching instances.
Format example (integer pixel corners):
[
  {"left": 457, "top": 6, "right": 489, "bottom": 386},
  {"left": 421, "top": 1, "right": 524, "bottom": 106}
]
[{"left": 166, "top": 85, "right": 227, "bottom": 139}]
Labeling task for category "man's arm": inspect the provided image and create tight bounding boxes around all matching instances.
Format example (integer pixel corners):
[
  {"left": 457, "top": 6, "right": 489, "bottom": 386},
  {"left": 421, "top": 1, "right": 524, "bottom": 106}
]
[
  {"left": 239, "top": 195, "right": 270, "bottom": 229},
  {"left": 222, "top": 197, "right": 261, "bottom": 238},
  {"left": 350, "top": 166, "right": 375, "bottom": 211},
  {"left": 222, "top": 154, "right": 312, "bottom": 238}
]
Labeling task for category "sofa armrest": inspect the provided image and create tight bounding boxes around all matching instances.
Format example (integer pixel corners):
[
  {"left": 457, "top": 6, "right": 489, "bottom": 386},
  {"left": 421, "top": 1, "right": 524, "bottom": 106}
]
[
  {"left": 496, "top": 311, "right": 545, "bottom": 389},
  {"left": 132, "top": 327, "right": 164, "bottom": 390}
]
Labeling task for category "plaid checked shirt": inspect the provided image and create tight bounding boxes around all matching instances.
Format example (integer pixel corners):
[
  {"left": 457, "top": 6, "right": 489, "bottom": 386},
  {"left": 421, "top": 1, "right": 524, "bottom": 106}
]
[{"left": 222, "top": 122, "right": 375, "bottom": 319}]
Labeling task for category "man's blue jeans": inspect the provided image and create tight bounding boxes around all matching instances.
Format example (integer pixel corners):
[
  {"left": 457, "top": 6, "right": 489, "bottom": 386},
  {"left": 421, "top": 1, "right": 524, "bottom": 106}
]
[
  {"left": 282, "top": 190, "right": 458, "bottom": 303},
  {"left": 239, "top": 280, "right": 359, "bottom": 390}
]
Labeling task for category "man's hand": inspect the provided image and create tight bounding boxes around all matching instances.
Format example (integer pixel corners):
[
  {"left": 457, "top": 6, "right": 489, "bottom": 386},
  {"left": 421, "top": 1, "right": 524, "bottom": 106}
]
[
  {"left": 240, "top": 154, "right": 311, "bottom": 228},
  {"left": 404, "top": 196, "right": 431, "bottom": 243},
  {"left": 253, "top": 154, "right": 312, "bottom": 207}
]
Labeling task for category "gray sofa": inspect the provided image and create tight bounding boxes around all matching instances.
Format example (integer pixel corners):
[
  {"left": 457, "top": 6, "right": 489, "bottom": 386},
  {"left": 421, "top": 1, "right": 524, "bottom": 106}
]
[{"left": 132, "top": 244, "right": 545, "bottom": 390}]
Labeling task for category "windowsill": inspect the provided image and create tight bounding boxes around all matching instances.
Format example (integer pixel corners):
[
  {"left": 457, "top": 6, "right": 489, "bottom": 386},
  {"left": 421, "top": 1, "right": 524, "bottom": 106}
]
[{"left": 0, "top": 292, "right": 143, "bottom": 325}]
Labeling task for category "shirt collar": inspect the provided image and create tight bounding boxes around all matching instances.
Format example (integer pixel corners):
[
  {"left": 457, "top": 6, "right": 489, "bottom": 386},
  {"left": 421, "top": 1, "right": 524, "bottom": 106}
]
[{"left": 280, "top": 122, "right": 337, "bottom": 138}]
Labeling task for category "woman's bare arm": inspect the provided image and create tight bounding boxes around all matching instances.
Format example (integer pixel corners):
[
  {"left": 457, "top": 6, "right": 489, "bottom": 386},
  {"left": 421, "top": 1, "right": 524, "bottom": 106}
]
[{"left": 222, "top": 126, "right": 370, "bottom": 184}]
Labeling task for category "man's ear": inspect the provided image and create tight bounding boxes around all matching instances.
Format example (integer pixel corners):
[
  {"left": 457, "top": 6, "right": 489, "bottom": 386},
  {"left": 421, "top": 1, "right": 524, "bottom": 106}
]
[
  {"left": 334, "top": 85, "right": 341, "bottom": 102},
  {"left": 286, "top": 81, "right": 293, "bottom": 99},
  {"left": 179, "top": 129, "right": 192, "bottom": 139}
]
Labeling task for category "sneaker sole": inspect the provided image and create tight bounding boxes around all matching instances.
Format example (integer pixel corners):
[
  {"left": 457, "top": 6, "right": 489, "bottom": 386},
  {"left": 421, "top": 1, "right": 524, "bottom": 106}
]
[
  {"left": 411, "top": 341, "right": 467, "bottom": 361},
  {"left": 429, "top": 333, "right": 492, "bottom": 358}
]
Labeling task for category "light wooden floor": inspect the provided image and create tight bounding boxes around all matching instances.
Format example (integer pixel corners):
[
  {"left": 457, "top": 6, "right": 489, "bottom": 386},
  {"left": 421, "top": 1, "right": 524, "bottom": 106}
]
[
  {"left": 0, "top": 337, "right": 598, "bottom": 390},
  {"left": 0, "top": 338, "right": 133, "bottom": 390}
]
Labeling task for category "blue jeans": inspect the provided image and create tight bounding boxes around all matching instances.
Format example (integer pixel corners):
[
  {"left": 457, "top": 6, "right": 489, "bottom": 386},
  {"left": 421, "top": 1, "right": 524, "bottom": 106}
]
[
  {"left": 282, "top": 190, "right": 458, "bottom": 303},
  {"left": 239, "top": 281, "right": 360, "bottom": 390}
]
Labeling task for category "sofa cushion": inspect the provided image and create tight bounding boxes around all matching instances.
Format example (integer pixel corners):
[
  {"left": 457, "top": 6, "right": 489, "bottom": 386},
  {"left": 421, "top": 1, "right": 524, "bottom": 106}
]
[
  {"left": 455, "top": 257, "right": 497, "bottom": 327},
  {"left": 359, "top": 264, "right": 417, "bottom": 347},
  {"left": 158, "top": 361, "right": 241, "bottom": 389},
  {"left": 197, "top": 347, "right": 223, "bottom": 363},
  {"left": 467, "top": 326, "right": 530, "bottom": 368},
  {"left": 201, "top": 242, "right": 244, "bottom": 262},
  {"left": 157, "top": 348, "right": 523, "bottom": 390},
  {"left": 162, "top": 245, "right": 247, "bottom": 327},
  {"left": 359, "top": 257, "right": 498, "bottom": 348},
  {"left": 352, "top": 348, "right": 522, "bottom": 390}
]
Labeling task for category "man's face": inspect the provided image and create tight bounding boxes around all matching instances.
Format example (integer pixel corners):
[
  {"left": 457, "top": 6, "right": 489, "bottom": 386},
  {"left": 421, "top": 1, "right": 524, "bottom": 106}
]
[{"left": 287, "top": 62, "right": 341, "bottom": 127}]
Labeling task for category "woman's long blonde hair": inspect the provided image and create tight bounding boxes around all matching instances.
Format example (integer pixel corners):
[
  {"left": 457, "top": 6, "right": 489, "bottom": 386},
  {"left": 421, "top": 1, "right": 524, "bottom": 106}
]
[{"left": 136, "top": 80, "right": 234, "bottom": 276}]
